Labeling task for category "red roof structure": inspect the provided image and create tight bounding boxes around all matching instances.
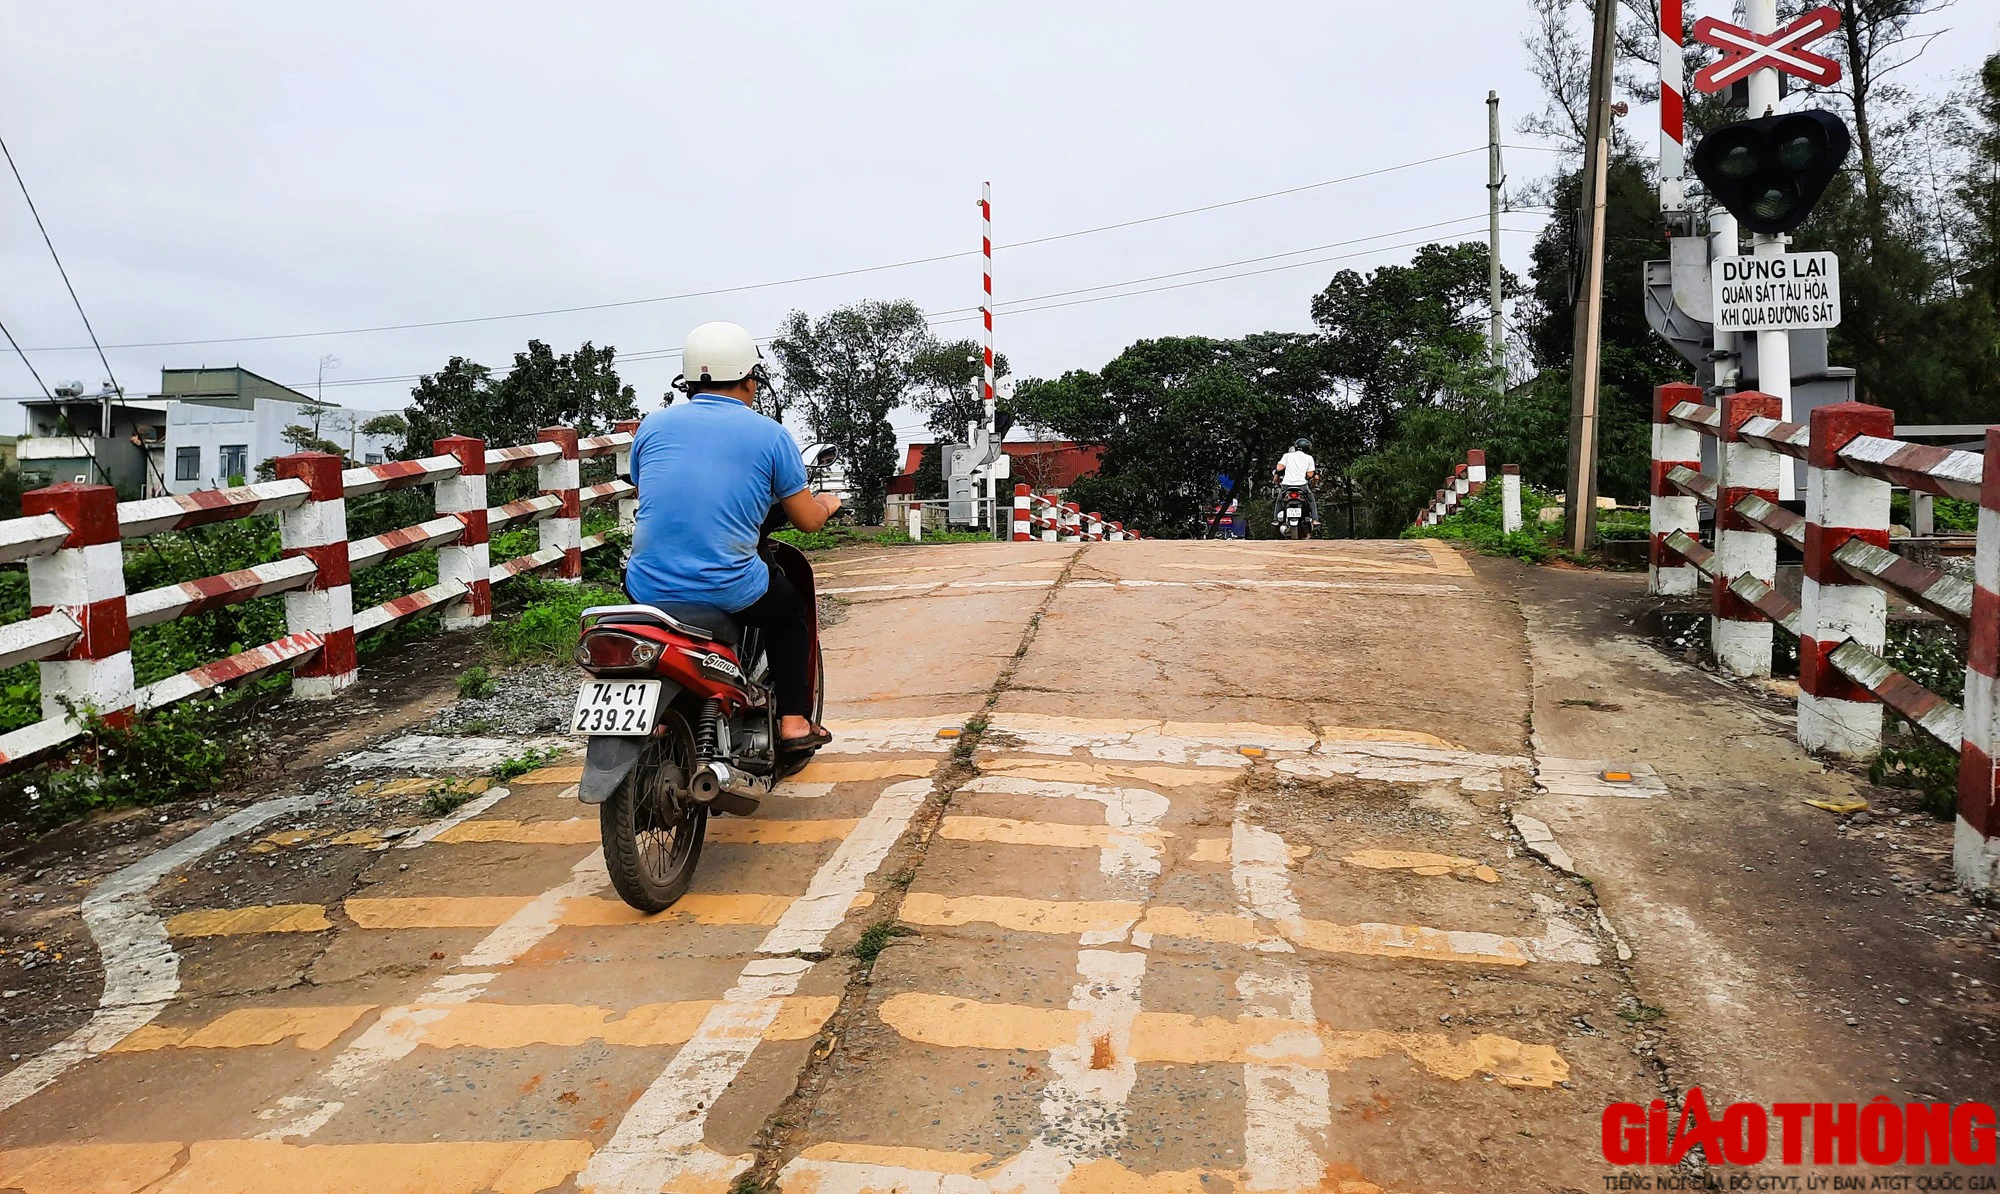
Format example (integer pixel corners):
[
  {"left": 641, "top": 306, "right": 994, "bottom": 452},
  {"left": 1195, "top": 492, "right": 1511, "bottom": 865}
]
[{"left": 886, "top": 441, "right": 1104, "bottom": 496}]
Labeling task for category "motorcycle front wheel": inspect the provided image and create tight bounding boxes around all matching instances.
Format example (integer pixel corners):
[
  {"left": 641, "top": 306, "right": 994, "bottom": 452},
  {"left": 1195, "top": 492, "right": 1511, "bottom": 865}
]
[{"left": 601, "top": 707, "right": 707, "bottom": 912}]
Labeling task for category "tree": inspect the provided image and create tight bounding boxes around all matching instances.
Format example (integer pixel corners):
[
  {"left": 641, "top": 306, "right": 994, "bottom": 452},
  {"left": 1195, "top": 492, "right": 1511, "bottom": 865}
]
[
  {"left": 770, "top": 301, "right": 933, "bottom": 525},
  {"left": 360, "top": 412, "right": 409, "bottom": 441},
  {"left": 910, "top": 338, "right": 1011, "bottom": 446},
  {"left": 279, "top": 424, "right": 346, "bottom": 457},
  {"left": 401, "top": 341, "right": 638, "bottom": 455}
]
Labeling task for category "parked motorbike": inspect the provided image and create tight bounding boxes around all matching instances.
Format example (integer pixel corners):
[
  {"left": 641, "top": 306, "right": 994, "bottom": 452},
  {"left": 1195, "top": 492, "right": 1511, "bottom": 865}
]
[
  {"left": 1277, "top": 485, "right": 1314, "bottom": 540},
  {"left": 571, "top": 462, "right": 831, "bottom": 913}
]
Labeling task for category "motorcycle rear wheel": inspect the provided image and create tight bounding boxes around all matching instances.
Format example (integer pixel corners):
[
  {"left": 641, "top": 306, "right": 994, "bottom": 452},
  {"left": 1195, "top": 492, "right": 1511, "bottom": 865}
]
[{"left": 601, "top": 708, "right": 707, "bottom": 913}]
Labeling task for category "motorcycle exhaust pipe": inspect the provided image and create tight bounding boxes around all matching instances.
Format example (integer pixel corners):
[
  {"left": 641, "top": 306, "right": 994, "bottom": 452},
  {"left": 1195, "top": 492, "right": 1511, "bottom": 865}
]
[{"left": 690, "top": 761, "right": 762, "bottom": 817}]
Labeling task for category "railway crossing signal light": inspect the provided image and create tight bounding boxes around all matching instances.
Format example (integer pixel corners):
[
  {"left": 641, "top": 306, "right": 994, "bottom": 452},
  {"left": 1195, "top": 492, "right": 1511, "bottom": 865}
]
[{"left": 1690, "top": 110, "right": 1851, "bottom": 235}]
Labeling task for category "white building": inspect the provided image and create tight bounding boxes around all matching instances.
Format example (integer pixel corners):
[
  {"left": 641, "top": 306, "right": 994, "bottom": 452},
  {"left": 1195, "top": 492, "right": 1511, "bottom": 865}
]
[{"left": 166, "top": 398, "right": 400, "bottom": 494}]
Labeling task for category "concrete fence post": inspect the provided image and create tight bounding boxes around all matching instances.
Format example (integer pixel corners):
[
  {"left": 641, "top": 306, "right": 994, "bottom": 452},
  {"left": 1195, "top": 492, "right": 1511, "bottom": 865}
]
[
  {"left": 1797, "top": 403, "right": 1895, "bottom": 758},
  {"left": 434, "top": 435, "right": 491, "bottom": 631},
  {"left": 1912, "top": 492, "right": 1936, "bottom": 538},
  {"left": 23, "top": 483, "right": 134, "bottom": 728},
  {"left": 275, "top": 452, "right": 357, "bottom": 699},
  {"left": 1040, "top": 496, "right": 1057, "bottom": 543},
  {"left": 613, "top": 418, "right": 641, "bottom": 535},
  {"left": 1712, "top": 390, "right": 1783, "bottom": 678},
  {"left": 1060, "top": 501, "right": 1081, "bottom": 543},
  {"left": 1109, "top": 521, "right": 1126, "bottom": 541},
  {"left": 1957, "top": 428, "right": 2000, "bottom": 892},
  {"left": 1650, "top": 382, "right": 1704, "bottom": 596},
  {"left": 1466, "top": 450, "right": 1487, "bottom": 495},
  {"left": 1501, "top": 465, "right": 1523, "bottom": 534},
  {"left": 539, "top": 427, "right": 582, "bottom": 582},
  {"left": 1087, "top": 511, "right": 1104, "bottom": 541},
  {"left": 1013, "top": 484, "right": 1031, "bottom": 542}
]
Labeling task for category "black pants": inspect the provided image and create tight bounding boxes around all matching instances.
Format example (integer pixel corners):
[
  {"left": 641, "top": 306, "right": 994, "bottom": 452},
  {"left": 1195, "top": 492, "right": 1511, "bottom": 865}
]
[{"left": 734, "top": 559, "right": 812, "bottom": 721}]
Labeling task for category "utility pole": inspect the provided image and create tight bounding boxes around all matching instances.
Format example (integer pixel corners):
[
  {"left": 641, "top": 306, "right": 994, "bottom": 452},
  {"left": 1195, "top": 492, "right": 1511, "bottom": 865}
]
[
  {"left": 1564, "top": 0, "right": 1617, "bottom": 553},
  {"left": 1744, "top": 0, "right": 1794, "bottom": 500},
  {"left": 1487, "top": 91, "right": 1505, "bottom": 386}
]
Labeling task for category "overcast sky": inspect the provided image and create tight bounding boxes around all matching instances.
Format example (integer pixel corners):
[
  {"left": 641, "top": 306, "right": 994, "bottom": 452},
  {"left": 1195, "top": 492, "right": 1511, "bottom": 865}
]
[{"left": 2, "top": 1, "right": 1995, "bottom": 443}]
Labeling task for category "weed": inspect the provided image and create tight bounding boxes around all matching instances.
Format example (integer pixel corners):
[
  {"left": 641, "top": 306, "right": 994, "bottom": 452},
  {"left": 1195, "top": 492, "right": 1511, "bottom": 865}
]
[
  {"left": 453, "top": 717, "right": 499, "bottom": 736},
  {"left": 17, "top": 699, "right": 240, "bottom": 825},
  {"left": 850, "top": 919, "right": 918, "bottom": 963},
  {"left": 886, "top": 868, "right": 917, "bottom": 889},
  {"left": 728, "top": 1177, "right": 770, "bottom": 1194},
  {"left": 1404, "top": 486, "right": 1562, "bottom": 563},
  {"left": 457, "top": 665, "right": 497, "bottom": 699},
  {"left": 1869, "top": 732, "right": 1959, "bottom": 819},
  {"left": 1617, "top": 1003, "right": 1667, "bottom": 1024},
  {"left": 491, "top": 578, "right": 628, "bottom": 659},
  {"left": 494, "top": 745, "right": 566, "bottom": 781},
  {"left": 419, "top": 784, "right": 479, "bottom": 818}
]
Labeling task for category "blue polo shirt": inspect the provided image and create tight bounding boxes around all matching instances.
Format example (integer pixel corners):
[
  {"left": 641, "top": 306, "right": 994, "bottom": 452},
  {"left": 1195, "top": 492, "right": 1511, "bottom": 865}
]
[{"left": 625, "top": 395, "right": 810, "bottom": 612}]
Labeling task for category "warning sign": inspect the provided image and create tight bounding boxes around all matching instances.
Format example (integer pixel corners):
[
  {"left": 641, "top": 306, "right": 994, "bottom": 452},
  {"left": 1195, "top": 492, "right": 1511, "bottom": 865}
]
[{"left": 1711, "top": 251, "right": 1841, "bottom": 332}]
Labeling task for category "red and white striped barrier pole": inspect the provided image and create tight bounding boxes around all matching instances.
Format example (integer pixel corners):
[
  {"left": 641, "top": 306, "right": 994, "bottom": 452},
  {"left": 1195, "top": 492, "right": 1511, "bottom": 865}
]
[
  {"left": 275, "top": 452, "right": 356, "bottom": 699},
  {"left": 1797, "top": 403, "right": 1893, "bottom": 757},
  {"left": 614, "top": 419, "right": 641, "bottom": 535},
  {"left": 24, "top": 483, "right": 134, "bottom": 727},
  {"left": 1957, "top": 428, "right": 2000, "bottom": 892},
  {"left": 980, "top": 182, "right": 996, "bottom": 432},
  {"left": 434, "top": 436, "right": 491, "bottom": 631},
  {"left": 1651, "top": 383, "right": 1703, "bottom": 595},
  {"left": 1087, "top": 511, "right": 1104, "bottom": 541},
  {"left": 539, "top": 426, "right": 582, "bottom": 581},
  {"left": 1039, "top": 496, "right": 1058, "bottom": 543},
  {"left": 1713, "top": 391, "right": 1782, "bottom": 678},
  {"left": 1659, "top": 0, "right": 1686, "bottom": 212},
  {"left": 1466, "top": 450, "right": 1487, "bottom": 495},
  {"left": 1060, "top": 502, "right": 1082, "bottom": 543},
  {"left": 1012, "top": 484, "right": 1031, "bottom": 541}
]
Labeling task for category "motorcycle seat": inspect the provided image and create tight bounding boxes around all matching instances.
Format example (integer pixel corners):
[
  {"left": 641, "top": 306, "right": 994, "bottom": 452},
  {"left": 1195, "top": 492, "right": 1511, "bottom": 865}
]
[{"left": 598, "top": 605, "right": 743, "bottom": 647}]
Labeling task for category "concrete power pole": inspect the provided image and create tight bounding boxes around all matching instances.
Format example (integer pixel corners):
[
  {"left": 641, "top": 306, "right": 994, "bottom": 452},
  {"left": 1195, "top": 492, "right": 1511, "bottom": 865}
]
[
  {"left": 1563, "top": 0, "right": 1618, "bottom": 553},
  {"left": 1487, "top": 91, "right": 1505, "bottom": 385}
]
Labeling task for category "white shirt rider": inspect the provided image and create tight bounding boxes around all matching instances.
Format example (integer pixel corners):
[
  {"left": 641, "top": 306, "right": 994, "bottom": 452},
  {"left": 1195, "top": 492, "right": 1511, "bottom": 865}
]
[{"left": 1277, "top": 449, "right": 1316, "bottom": 486}]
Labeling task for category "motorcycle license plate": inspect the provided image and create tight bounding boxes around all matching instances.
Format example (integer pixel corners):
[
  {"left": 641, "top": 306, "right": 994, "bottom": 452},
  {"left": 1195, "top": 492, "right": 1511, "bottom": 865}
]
[
  {"left": 1288, "top": 505, "right": 1303, "bottom": 516},
  {"left": 571, "top": 679, "right": 661, "bottom": 735}
]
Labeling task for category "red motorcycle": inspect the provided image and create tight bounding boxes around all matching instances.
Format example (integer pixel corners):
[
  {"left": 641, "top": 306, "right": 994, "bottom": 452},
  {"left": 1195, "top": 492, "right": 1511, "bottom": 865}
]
[{"left": 571, "top": 526, "right": 824, "bottom": 912}]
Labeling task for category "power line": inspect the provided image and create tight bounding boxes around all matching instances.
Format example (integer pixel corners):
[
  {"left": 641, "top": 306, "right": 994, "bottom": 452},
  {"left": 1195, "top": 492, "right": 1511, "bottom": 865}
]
[
  {"left": 249, "top": 221, "right": 1550, "bottom": 395},
  {"left": 16, "top": 146, "right": 1497, "bottom": 354}
]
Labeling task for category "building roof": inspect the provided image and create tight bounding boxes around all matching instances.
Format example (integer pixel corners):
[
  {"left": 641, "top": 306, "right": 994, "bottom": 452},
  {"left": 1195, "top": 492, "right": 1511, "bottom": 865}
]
[
  {"left": 886, "top": 439, "right": 1104, "bottom": 495},
  {"left": 156, "top": 366, "right": 321, "bottom": 409}
]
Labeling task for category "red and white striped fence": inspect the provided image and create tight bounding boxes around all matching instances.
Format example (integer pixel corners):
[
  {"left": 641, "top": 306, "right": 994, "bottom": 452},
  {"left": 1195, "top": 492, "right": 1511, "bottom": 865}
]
[
  {"left": 1012, "top": 486, "right": 1140, "bottom": 543},
  {"left": 0, "top": 427, "right": 636, "bottom": 769},
  {"left": 1650, "top": 390, "right": 2000, "bottom": 891},
  {"left": 1414, "top": 450, "right": 1514, "bottom": 530}
]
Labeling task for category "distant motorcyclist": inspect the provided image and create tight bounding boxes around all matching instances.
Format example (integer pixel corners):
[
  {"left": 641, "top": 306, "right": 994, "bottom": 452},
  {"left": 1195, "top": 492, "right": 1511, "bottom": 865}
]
[{"left": 1272, "top": 438, "right": 1322, "bottom": 531}]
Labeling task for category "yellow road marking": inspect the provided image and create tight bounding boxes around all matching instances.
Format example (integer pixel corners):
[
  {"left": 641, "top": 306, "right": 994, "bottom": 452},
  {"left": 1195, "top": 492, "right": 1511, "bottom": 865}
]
[
  {"left": 433, "top": 817, "right": 858, "bottom": 846},
  {"left": 170, "top": 890, "right": 877, "bottom": 935},
  {"left": 247, "top": 827, "right": 386, "bottom": 853},
  {"left": 1414, "top": 539, "right": 1476, "bottom": 576},
  {"left": 788, "top": 758, "right": 937, "bottom": 783},
  {"left": 783, "top": 1150, "right": 1251, "bottom": 1193},
  {"left": 794, "top": 1144, "right": 997, "bottom": 1175},
  {"left": 512, "top": 762, "right": 583, "bottom": 785},
  {"left": 414, "top": 995, "right": 839, "bottom": 1049},
  {"left": 1344, "top": 849, "right": 1500, "bottom": 883},
  {"left": 877, "top": 992, "right": 1568, "bottom": 1087},
  {"left": 112, "top": 1005, "right": 375, "bottom": 1052},
  {"left": 978, "top": 757, "right": 1233, "bottom": 788},
  {"left": 0, "top": 1140, "right": 595, "bottom": 1194},
  {"left": 936, "top": 816, "right": 1169, "bottom": 852},
  {"left": 165, "top": 904, "right": 331, "bottom": 937},
  {"left": 901, "top": 893, "right": 1532, "bottom": 966},
  {"left": 1188, "top": 837, "right": 1309, "bottom": 864}
]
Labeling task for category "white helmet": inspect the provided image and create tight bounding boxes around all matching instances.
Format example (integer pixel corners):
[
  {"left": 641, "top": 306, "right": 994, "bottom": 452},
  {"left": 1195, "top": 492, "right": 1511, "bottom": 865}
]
[{"left": 681, "top": 321, "right": 763, "bottom": 385}]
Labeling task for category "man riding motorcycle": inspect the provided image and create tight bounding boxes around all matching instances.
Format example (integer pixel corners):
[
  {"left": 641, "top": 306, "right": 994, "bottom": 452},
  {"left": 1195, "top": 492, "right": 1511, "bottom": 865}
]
[
  {"left": 623, "top": 321, "right": 842, "bottom": 754},
  {"left": 1272, "top": 438, "right": 1322, "bottom": 532}
]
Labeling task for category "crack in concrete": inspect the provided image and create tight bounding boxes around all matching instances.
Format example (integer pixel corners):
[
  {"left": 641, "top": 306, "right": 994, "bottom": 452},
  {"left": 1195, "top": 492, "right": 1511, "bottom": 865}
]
[{"left": 732, "top": 545, "right": 1086, "bottom": 1189}]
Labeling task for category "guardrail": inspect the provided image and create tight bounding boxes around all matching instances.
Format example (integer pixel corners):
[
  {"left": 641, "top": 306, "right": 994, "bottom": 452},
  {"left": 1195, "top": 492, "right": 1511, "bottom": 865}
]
[
  {"left": 1413, "top": 450, "right": 1522, "bottom": 533},
  {"left": 1647, "top": 384, "right": 2000, "bottom": 892},
  {"left": 1011, "top": 485, "right": 1138, "bottom": 542},
  {"left": 0, "top": 421, "right": 642, "bottom": 770}
]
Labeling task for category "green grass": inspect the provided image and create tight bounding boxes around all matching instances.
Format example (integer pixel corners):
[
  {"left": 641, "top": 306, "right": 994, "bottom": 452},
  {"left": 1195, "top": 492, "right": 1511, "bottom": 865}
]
[
  {"left": 456, "top": 665, "right": 497, "bottom": 699},
  {"left": 494, "top": 745, "right": 566, "bottom": 781},
  {"left": 771, "top": 524, "right": 1000, "bottom": 552},
  {"left": 850, "top": 919, "right": 918, "bottom": 963},
  {"left": 418, "top": 784, "right": 481, "bottom": 818},
  {"left": 490, "top": 578, "right": 628, "bottom": 659}
]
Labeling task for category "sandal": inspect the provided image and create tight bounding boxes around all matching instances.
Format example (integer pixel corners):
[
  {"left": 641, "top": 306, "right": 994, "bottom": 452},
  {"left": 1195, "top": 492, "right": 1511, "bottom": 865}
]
[{"left": 778, "top": 725, "right": 834, "bottom": 753}]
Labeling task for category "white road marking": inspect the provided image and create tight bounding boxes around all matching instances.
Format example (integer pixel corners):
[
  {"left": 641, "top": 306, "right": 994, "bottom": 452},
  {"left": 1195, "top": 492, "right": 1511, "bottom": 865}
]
[
  {"left": 783, "top": 757, "right": 1170, "bottom": 1191},
  {"left": 331, "top": 734, "right": 569, "bottom": 773},
  {"left": 579, "top": 778, "right": 929, "bottom": 1193},
  {"left": 255, "top": 848, "right": 609, "bottom": 1139},
  {"left": 1234, "top": 819, "right": 1332, "bottom": 1190},
  {"left": 1278, "top": 742, "right": 1529, "bottom": 792},
  {"left": 0, "top": 792, "right": 316, "bottom": 1113},
  {"left": 395, "top": 784, "right": 512, "bottom": 849},
  {"left": 816, "top": 716, "right": 968, "bottom": 755}
]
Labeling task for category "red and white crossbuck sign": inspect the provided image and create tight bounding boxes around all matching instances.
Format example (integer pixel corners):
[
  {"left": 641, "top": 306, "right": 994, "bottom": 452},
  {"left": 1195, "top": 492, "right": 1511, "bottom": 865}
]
[{"left": 1692, "top": 5, "right": 1843, "bottom": 93}]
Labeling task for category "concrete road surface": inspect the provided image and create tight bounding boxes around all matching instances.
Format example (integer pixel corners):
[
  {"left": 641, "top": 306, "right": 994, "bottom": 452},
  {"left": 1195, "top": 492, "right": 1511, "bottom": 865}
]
[{"left": 0, "top": 540, "right": 1669, "bottom": 1191}]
